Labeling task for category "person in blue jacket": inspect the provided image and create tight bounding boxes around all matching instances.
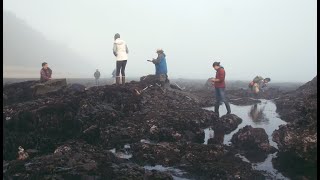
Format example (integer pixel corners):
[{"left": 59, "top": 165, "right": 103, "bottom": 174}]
[{"left": 151, "top": 48, "right": 168, "bottom": 86}]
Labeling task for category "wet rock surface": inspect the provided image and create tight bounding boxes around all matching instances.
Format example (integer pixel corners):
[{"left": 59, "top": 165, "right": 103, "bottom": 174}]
[
  {"left": 272, "top": 76, "right": 317, "bottom": 179},
  {"left": 231, "top": 125, "right": 277, "bottom": 163},
  {"left": 132, "top": 142, "right": 265, "bottom": 179},
  {"left": 3, "top": 80, "right": 40, "bottom": 105},
  {"left": 3, "top": 75, "right": 268, "bottom": 179},
  {"left": 212, "top": 114, "right": 243, "bottom": 134},
  {"left": 3, "top": 140, "right": 173, "bottom": 179}
]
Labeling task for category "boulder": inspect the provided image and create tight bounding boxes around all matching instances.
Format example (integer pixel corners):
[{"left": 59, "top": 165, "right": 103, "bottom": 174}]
[
  {"left": 272, "top": 76, "right": 317, "bottom": 179},
  {"left": 213, "top": 114, "right": 242, "bottom": 134},
  {"left": 231, "top": 125, "right": 276, "bottom": 162}
]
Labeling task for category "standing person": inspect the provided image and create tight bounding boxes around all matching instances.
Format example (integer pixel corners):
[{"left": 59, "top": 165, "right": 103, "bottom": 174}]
[
  {"left": 94, "top": 69, "right": 101, "bottom": 85},
  {"left": 149, "top": 48, "right": 168, "bottom": 86},
  {"left": 211, "top": 62, "right": 231, "bottom": 116},
  {"left": 113, "top": 33, "right": 129, "bottom": 85},
  {"left": 40, "top": 62, "right": 52, "bottom": 83}
]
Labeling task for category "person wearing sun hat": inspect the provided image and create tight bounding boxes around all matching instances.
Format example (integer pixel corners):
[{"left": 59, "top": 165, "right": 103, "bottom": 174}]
[{"left": 151, "top": 48, "right": 168, "bottom": 86}]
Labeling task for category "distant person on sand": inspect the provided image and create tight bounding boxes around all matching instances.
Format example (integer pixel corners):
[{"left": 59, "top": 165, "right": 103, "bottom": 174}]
[
  {"left": 148, "top": 48, "right": 168, "bottom": 86},
  {"left": 94, "top": 69, "right": 101, "bottom": 85},
  {"left": 112, "top": 69, "right": 116, "bottom": 78},
  {"left": 113, "top": 33, "right": 129, "bottom": 85},
  {"left": 211, "top": 61, "right": 231, "bottom": 116},
  {"left": 40, "top": 62, "right": 52, "bottom": 83},
  {"left": 112, "top": 69, "right": 116, "bottom": 84},
  {"left": 248, "top": 76, "right": 271, "bottom": 95}
]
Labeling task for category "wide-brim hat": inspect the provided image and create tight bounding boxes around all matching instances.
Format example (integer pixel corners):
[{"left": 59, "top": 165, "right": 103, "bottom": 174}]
[{"left": 156, "top": 48, "right": 163, "bottom": 53}]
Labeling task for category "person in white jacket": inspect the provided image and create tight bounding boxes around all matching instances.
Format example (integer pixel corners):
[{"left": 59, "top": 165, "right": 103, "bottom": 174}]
[{"left": 113, "top": 33, "right": 129, "bottom": 85}]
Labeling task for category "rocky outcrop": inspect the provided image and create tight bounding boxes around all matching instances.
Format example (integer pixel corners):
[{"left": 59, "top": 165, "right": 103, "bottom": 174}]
[
  {"left": 132, "top": 142, "right": 265, "bottom": 179},
  {"left": 3, "top": 140, "right": 173, "bottom": 179},
  {"left": 272, "top": 125, "right": 317, "bottom": 162},
  {"left": 231, "top": 125, "right": 276, "bottom": 162},
  {"left": 272, "top": 76, "right": 317, "bottom": 179},
  {"left": 213, "top": 114, "right": 242, "bottom": 134},
  {"left": 3, "top": 80, "right": 39, "bottom": 105},
  {"left": 4, "top": 75, "right": 266, "bottom": 179}
]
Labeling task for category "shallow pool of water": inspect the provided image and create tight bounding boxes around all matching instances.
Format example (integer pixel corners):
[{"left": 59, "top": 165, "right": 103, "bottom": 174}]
[
  {"left": 203, "top": 99, "right": 287, "bottom": 147},
  {"left": 203, "top": 99, "right": 289, "bottom": 179}
]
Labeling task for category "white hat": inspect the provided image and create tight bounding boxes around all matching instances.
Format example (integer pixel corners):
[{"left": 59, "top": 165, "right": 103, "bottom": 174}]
[{"left": 156, "top": 48, "right": 163, "bottom": 52}]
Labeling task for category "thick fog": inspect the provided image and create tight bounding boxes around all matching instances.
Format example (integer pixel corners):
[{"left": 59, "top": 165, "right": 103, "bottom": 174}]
[{"left": 3, "top": 0, "right": 317, "bottom": 82}]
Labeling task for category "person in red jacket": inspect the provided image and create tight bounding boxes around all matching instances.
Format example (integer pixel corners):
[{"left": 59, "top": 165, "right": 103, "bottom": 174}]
[
  {"left": 211, "top": 62, "right": 231, "bottom": 116},
  {"left": 40, "top": 62, "right": 52, "bottom": 83}
]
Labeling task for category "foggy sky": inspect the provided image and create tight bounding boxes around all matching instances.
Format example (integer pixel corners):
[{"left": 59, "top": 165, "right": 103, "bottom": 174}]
[{"left": 3, "top": 0, "right": 317, "bottom": 82}]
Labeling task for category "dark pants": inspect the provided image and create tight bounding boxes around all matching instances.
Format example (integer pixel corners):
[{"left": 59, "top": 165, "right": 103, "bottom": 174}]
[
  {"left": 116, "top": 60, "right": 127, "bottom": 77},
  {"left": 215, "top": 88, "right": 231, "bottom": 114}
]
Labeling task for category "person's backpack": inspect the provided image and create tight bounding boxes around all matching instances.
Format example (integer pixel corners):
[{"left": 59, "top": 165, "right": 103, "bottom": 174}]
[{"left": 252, "top": 76, "right": 264, "bottom": 83}]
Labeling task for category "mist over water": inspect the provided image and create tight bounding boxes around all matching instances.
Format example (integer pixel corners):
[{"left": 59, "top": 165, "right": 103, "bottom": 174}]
[{"left": 3, "top": 0, "right": 317, "bottom": 82}]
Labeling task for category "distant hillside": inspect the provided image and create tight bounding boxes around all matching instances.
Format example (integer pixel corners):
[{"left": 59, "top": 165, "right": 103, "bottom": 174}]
[{"left": 3, "top": 11, "right": 94, "bottom": 78}]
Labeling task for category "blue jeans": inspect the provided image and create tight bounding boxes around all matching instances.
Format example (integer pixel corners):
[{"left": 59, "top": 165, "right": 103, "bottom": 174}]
[{"left": 215, "top": 88, "right": 228, "bottom": 105}]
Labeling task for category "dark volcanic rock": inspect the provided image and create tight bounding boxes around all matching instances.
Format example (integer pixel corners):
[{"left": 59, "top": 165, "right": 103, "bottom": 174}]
[
  {"left": 3, "top": 97, "right": 82, "bottom": 160},
  {"left": 213, "top": 114, "right": 242, "bottom": 134},
  {"left": 3, "top": 80, "right": 39, "bottom": 105},
  {"left": 272, "top": 76, "right": 317, "bottom": 179},
  {"left": 3, "top": 140, "right": 173, "bottom": 180},
  {"left": 131, "top": 142, "right": 265, "bottom": 179},
  {"left": 187, "top": 89, "right": 215, "bottom": 107},
  {"left": 110, "top": 163, "right": 173, "bottom": 180},
  {"left": 231, "top": 125, "right": 276, "bottom": 162},
  {"left": 272, "top": 152, "right": 317, "bottom": 180},
  {"left": 207, "top": 128, "right": 225, "bottom": 145},
  {"left": 132, "top": 142, "right": 184, "bottom": 166},
  {"left": 3, "top": 75, "right": 266, "bottom": 179},
  {"left": 4, "top": 140, "right": 116, "bottom": 179},
  {"left": 272, "top": 125, "right": 317, "bottom": 162}
]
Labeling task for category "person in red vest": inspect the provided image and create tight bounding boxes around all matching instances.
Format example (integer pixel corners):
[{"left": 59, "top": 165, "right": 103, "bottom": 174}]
[{"left": 211, "top": 61, "right": 231, "bottom": 116}]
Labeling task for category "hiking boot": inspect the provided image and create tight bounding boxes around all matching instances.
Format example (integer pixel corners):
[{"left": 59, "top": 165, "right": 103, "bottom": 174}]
[
  {"left": 122, "top": 76, "right": 126, "bottom": 85},
  {"left": 116, "top": 77, "right": 120, "bottom": 85},
  {"left": 225, "top": 102, "right": 231, "bottom": 115},
  {"left": 214, "top": 104, "right": 220, "bottom": 117}
]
